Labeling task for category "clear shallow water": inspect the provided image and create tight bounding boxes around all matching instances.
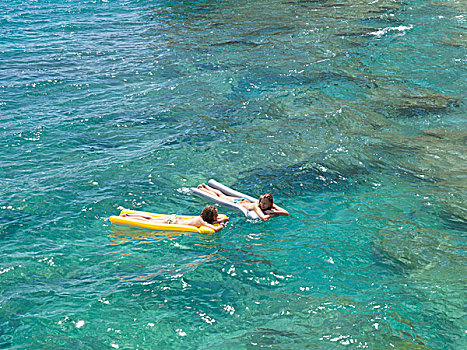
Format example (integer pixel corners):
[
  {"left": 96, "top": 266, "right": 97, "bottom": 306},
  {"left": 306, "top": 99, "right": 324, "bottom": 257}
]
[{"left": 1, "top": 0, "right": 466, "bottom": 348}]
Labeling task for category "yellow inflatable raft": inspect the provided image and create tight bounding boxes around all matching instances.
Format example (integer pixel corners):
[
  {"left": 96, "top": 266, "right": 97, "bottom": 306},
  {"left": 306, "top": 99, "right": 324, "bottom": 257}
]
[{"left": 109, "top": 209, "right": 227, "bottom": 234}]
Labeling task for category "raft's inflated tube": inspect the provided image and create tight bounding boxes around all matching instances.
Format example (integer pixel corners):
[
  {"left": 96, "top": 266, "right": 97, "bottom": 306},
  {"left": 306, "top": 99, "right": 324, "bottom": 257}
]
[
  {"left": 191, "top": 179, "right": 260, "bottom": 220},
  {"left": 109, "top": 209, "right": 226, "bottom": 233}
]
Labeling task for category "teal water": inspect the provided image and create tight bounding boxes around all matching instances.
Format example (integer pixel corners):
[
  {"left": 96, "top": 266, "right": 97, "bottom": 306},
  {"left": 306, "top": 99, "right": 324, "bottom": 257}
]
[{"left": 1, "top": 0, "right": 466, "bottom": 348}]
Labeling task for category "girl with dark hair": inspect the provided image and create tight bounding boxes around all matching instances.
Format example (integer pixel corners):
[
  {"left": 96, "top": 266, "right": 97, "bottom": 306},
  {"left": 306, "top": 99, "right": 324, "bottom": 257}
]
[
  {"left": 196, "top": 184, "right": 289, "bottom": 221},
  {"left": 120, "top": 205, "right": 228, "bottom": 232}
]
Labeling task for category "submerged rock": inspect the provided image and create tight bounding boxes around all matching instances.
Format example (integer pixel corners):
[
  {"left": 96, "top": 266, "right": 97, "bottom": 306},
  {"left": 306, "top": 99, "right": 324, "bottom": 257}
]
[
  {"left": 376, "top": 126, "right": 467, "bottom": 228},
  {"left": 440, "top": 32, "right": 466, "bottom": 48},
  {"left": 366, "top": 81, "right": 459, "bottom": 117},
  {"left": 422, "top": 128, "right": 467, "bottom": 144},
  {"left": 372, "top": 222, "right": 462, "bottom": 273},
  {"left": 395, "top": 94, "right": 459, "bottom": 116}
]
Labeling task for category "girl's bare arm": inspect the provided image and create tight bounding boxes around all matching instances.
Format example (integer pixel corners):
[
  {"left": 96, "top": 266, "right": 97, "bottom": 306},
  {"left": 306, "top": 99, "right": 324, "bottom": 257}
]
[
  {"left": 201, "top": 219, "right": 225, "bottom": 232},
  {"left": 214, "top": 216, "right": 229, "bottom": 224},
  {"left": 269, "top": 204, "right": 289, "bottom": 216},
  {"left": 253, "top": 203, "right": 272, "bottom": 221}
]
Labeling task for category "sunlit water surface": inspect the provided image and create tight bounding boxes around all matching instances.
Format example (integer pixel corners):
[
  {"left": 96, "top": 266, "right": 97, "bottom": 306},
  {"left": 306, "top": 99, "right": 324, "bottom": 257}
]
[{"left": 1, "top": 0, "right": 466, "bottom": 348}]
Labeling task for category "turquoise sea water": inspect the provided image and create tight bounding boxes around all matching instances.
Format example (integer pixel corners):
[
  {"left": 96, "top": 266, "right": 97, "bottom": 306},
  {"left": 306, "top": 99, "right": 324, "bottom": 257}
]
[{"left": 1, "top": 0, "right": 466, "bottom": 348}]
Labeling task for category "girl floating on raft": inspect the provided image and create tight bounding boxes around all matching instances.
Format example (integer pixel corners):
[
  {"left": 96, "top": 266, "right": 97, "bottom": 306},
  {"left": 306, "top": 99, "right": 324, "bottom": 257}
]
[
  {"left": 120, "top": 205, "right": 228, "bottom": 232},
  {"left": 196, "top": 183, "right": 289, "bottom": 221}
]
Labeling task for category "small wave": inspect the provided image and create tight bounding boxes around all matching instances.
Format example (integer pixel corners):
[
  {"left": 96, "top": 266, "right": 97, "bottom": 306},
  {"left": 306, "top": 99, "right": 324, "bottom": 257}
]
[{"left": 369, "top": 25, "right": 413, "bottom": 38}]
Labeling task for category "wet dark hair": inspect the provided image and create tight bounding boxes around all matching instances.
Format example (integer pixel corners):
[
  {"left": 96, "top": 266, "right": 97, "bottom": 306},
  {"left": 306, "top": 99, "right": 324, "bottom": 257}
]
[
  {"left": 201, "top": 205, "right": 217, "bottom": 224},
  {"left": 259, "top": 193, "right": 273, "bottom": 210}
]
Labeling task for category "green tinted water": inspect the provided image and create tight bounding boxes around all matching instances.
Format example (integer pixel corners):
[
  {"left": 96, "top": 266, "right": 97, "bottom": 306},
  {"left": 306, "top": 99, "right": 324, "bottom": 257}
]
[{"left": 1, "top": 0, "right": 466, "bottom": 348}]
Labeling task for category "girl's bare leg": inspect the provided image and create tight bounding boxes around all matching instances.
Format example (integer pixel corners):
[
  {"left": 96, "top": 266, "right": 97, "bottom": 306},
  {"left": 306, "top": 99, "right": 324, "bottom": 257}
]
[
  {"left": 197, "top": 184, "right": 224, "bottom": 197},
  {"left": 197, "top": 184, "right": 235, "bottom": 202},
  {"left": 120, "top": 213, "right": 165, "bottom": 222}
]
